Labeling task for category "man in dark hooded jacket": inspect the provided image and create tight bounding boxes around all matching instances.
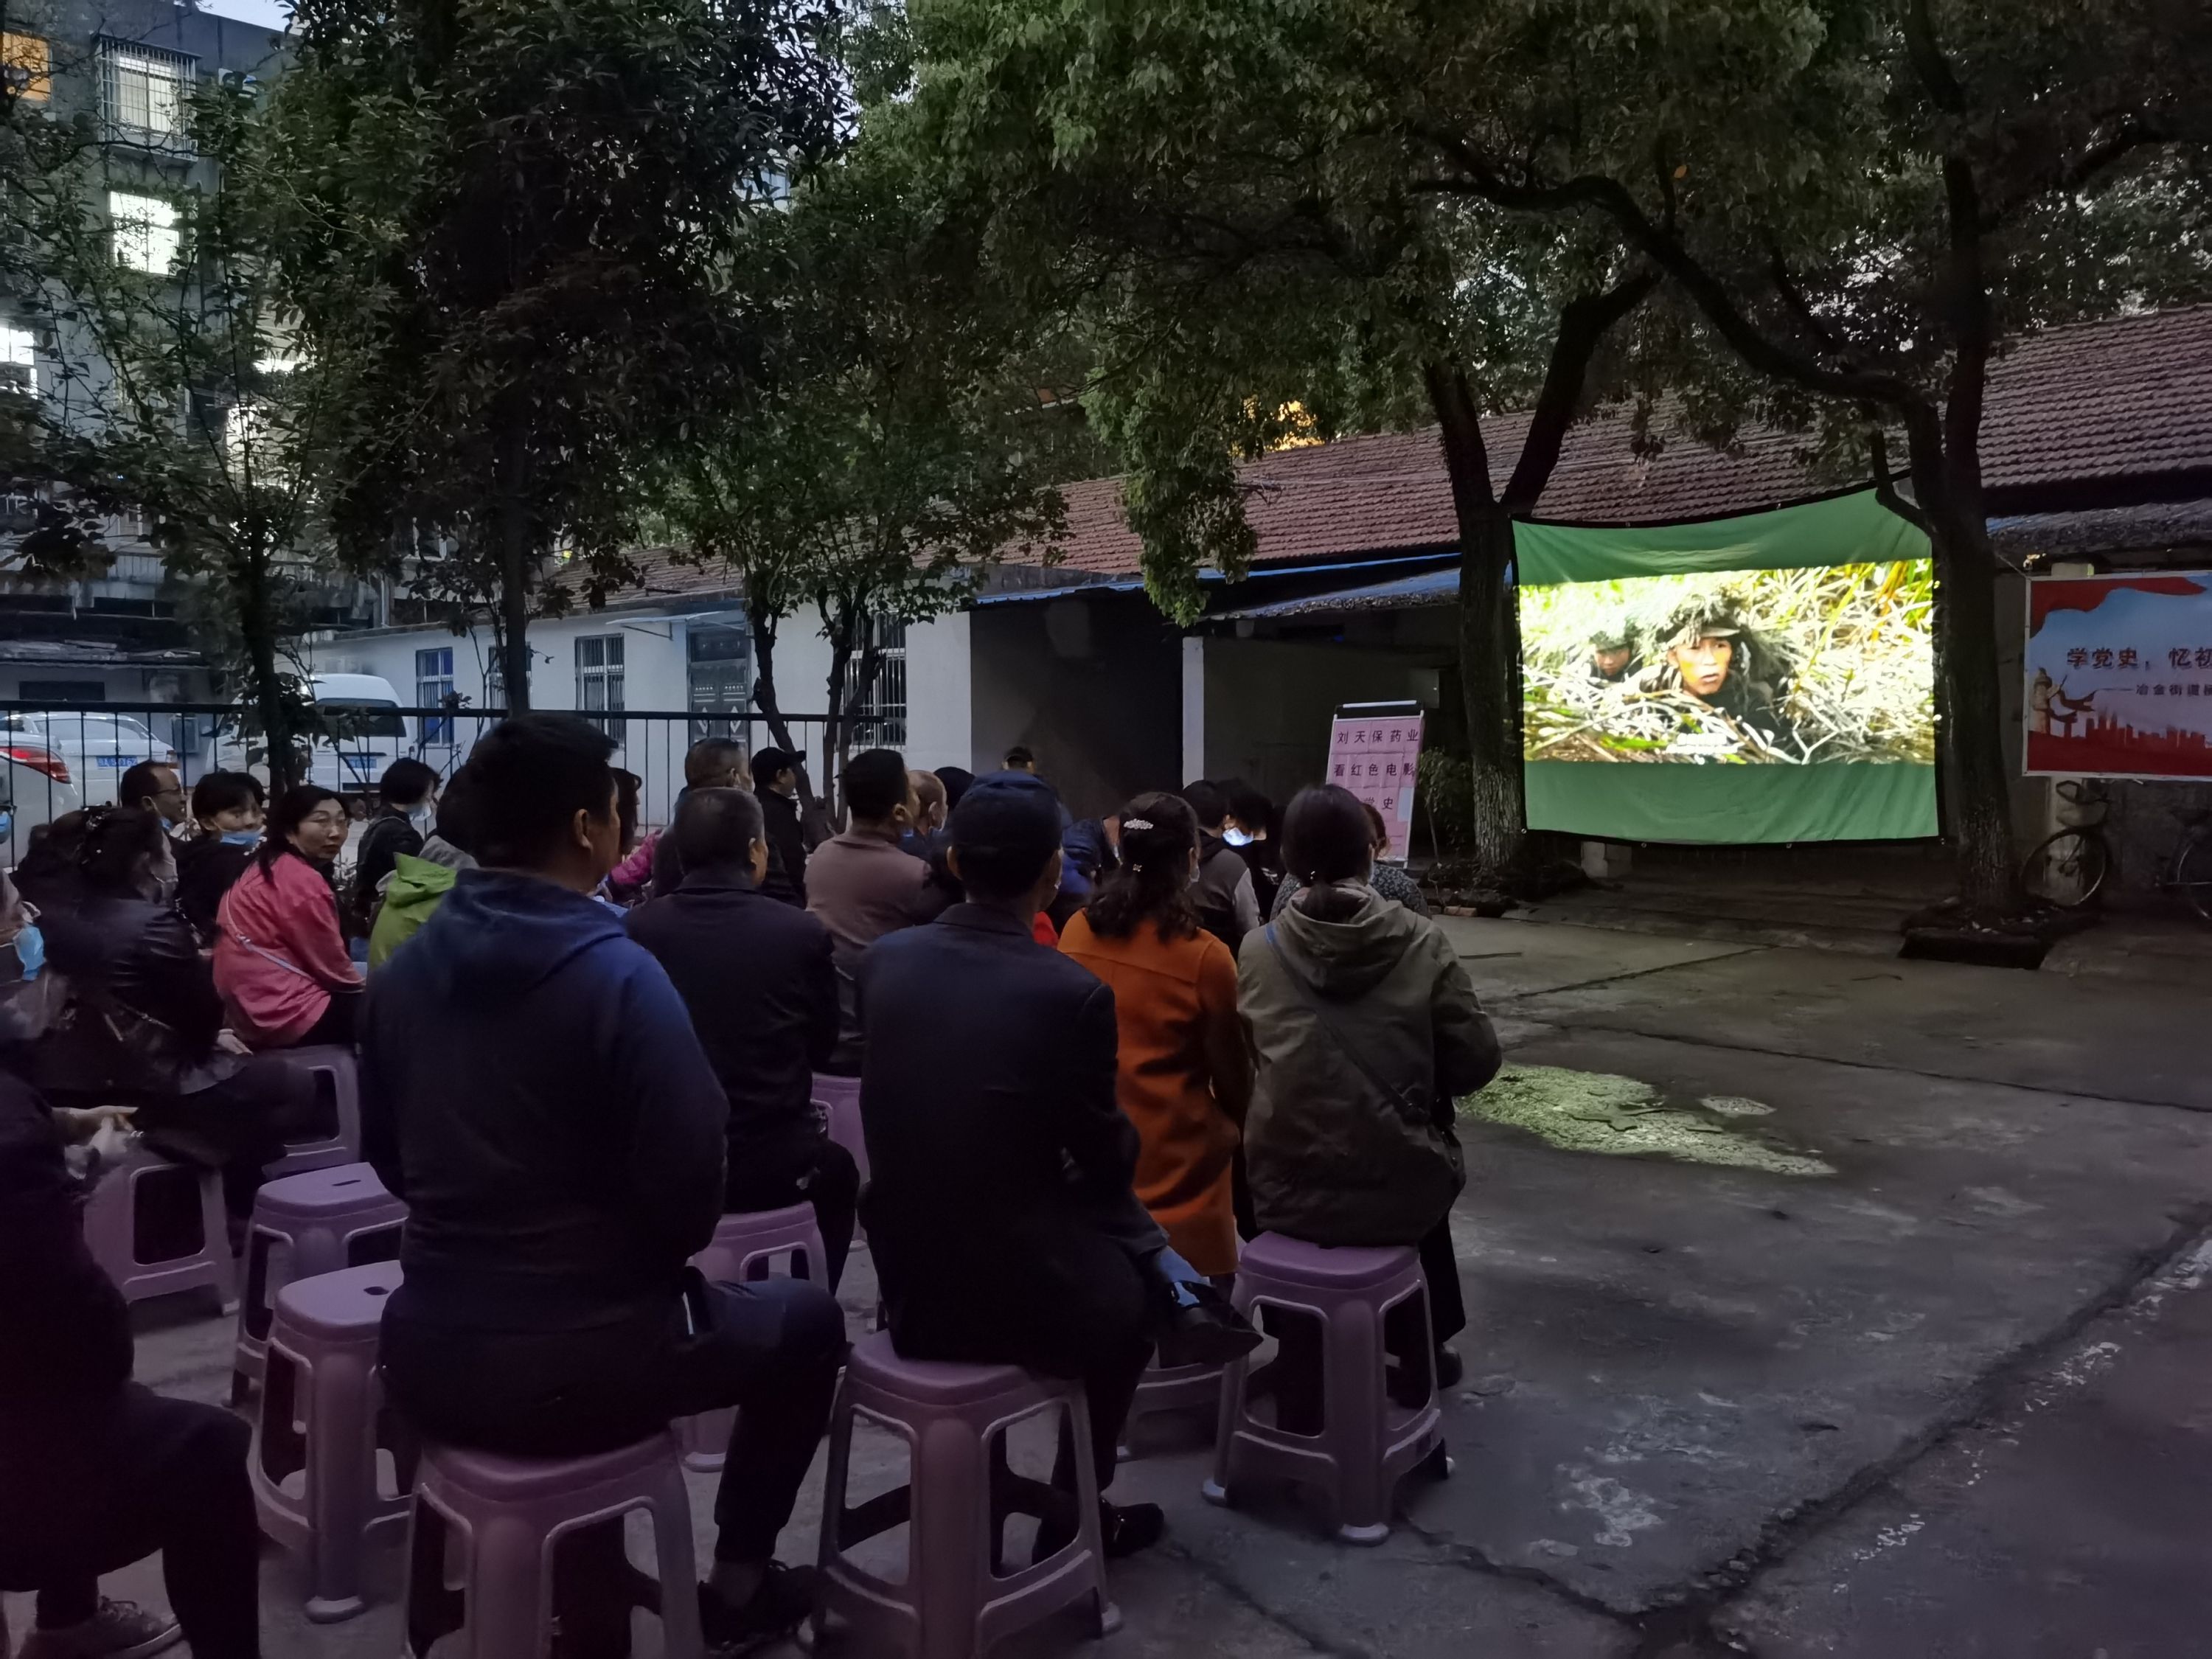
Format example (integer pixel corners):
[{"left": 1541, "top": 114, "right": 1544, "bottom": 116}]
[{"left": 362, "top": 714, "right": 845, "bottom": 1653}]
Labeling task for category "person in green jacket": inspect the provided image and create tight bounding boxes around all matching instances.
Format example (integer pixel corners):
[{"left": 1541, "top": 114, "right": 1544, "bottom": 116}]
[
  {"left": 366, "top": 774, "right": 479, "bottom": 970},
  {"left": 1239, "top": 782, "right": 1500, "bottom": 1409}
]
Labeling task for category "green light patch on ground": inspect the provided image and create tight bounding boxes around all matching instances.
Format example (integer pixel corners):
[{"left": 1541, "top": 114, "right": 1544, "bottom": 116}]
[{"left": 1461, "top": 1065, "right": 1833, "bottom": 1176}]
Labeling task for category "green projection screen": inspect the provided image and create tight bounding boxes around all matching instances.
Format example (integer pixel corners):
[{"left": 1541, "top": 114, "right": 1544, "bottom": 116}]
[{"left": 1516, "top": 491, "right": 1939, "bottom": 844}]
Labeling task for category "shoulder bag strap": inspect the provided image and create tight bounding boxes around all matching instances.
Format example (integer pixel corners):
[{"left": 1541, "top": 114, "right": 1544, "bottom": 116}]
[{"left": 1259, "top": 924, "right": 1429, "bottom": 1124}]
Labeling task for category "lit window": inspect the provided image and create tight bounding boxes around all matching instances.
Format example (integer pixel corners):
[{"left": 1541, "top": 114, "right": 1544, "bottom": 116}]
[
  {"left": 110, "top": 192, "right": 181, "bottom": 273},
  {"left": 0, "top": 323, "right": 33, "bottom": 394},
  {"left": 1, "top": 33, "right": 50, "bottom": 102},
  {"left": 99, "top": 41, "right": 192, "bottom": 142}
]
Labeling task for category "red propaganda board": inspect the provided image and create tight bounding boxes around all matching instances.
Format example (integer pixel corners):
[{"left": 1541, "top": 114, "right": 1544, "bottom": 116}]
[
  {"left": 1325, "top": 703, "right": 1425, "bottom": 863},
  {"left": 2024, "top": 573, "right": 2212, "bottom": 777}
]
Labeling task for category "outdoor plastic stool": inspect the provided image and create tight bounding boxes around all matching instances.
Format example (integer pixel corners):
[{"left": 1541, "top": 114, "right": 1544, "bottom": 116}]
[
  {"left": 234, "top": 1162, "right": 406, "bottom": 1402},
  {"left": 1119, "top": 1356, "right": 1227, "bottom": 1460},
  {"left": 251, "top": 1262, "right": 412, "bottom": 1621},
  {"left": 267, "top": 1043, "right": 363, "bottom": 1178},
  {"left": 676, "top": 1203, "right": 830, "bottom": 1472},
  {"left": 812, "top": 1069, "right": 868, "bottom": 1187},
  {"left": 82, "top": 1145, "right": 236, "bottom": 1312},
  {"left": 1202, "top": 1234, "right": 1446, "bottom": 1544},
  {"left": 400, "top": 1432, "right": 705, "bottom": 1659},
  {"left": 814, "top": 1330, "right": 1118, "bottom": 1659}
]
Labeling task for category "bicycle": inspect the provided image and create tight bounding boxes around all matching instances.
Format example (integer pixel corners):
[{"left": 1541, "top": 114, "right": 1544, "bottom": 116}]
[{"left": 2018, "top": 778, "right": 2212, "bottom": 921}]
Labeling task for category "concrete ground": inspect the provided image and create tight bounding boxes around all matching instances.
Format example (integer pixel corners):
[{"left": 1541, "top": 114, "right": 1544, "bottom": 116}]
[{"left": 13, "top": 913, "right": 2212, "bottom": 1658}]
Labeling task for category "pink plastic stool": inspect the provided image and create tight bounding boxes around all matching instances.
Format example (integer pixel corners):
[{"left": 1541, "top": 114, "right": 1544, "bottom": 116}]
[
  {"left": 814, "top": 1331, "right": 1118, "bottom": 1659},
  {"left": 812, "top": 1070, "right": 867, "bottom": 1188},
  {"left": 251, "top": 1262, "right": 412, "bottom": 1621},
  {"left": 267, "top": 1044, "right": 363, "bottom": 1178},
  {"left": 81, "top": 1146, "right": 236, "bottom": 1312},
  {"left": 676, "top": 1203, "right": 830, "bottom": 1472},
  {"left": 1202, "top": 1234, "right": 1447, "bottom": 1544},
  {"left": 1118, "top": 1357, "right": 1227, "bottom": 1460},
  {"left": 400, "top": 1433, "right": 704, "bottom": 1659},
  {"left": 234, "top": 1162, "right": 407, "bottom": 1402}
]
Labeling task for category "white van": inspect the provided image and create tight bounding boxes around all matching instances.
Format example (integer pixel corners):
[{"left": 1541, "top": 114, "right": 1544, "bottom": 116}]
[{"left": 217, "top": 674, "right": 414, "bottom": 796}]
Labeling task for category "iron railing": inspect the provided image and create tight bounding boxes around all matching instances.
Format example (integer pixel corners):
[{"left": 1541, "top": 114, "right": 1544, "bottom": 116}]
[{"left": 0, "top": 701, "right": 897, "bottom": 867}]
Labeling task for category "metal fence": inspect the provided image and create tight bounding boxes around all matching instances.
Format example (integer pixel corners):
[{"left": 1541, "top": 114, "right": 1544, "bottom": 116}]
[{"left": 0, "top": 700, "right": 899, "bottom": 866}]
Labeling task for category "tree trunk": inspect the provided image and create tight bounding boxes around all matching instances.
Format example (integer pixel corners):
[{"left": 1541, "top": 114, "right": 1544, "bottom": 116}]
[
  {"left": 239, "top": 546, "right": 297, "bottom": 791},
  {"left": 495, "top": 425, "right": 532, "bottom": 712},
  {"left": 1907, "top": 407, "right": 2018, "bottom": 916},
  {"left": 745, "top": 603, "right": 821, "bottom": 816},
  {"left": 1425, "top": 364, "right": 1524, "bottom": 886},
  {"left": 820, "top": 611, "right": 854, "bottom": 830}
]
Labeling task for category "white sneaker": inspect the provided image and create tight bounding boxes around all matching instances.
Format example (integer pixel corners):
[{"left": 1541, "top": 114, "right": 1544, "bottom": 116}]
[{"left": 15, "top": 1599, "right": 182, "bottom": 1659}]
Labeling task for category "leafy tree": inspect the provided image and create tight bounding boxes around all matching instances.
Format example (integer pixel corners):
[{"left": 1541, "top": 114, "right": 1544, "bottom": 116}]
[
  {"left": 1, "top": 41, "right": 348, "bottom": 785},
  {"left": 653, "top": 133, "right": 1076, "bottom": 814},
  {"left": 261, "top": 0, "right": 846, "bottom": 710},
  {"left": 902, "top": 0, "right": 1663, "bottom": 891},
  {"left": 1385, "top": 0, "right": 2212, "bottom": 916}
]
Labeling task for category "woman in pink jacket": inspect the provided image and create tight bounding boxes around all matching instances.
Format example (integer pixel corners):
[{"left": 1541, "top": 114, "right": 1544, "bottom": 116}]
[{"left": 215, "top": 785, "right": 364, "bottom": 1048}]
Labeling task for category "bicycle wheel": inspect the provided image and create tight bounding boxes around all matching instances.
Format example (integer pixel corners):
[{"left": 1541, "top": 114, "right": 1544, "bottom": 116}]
[
  {"left": 2020, "top": 827, "right": 2110, "bottom": 909},
  {"left": 2172, "top": 832, "right": 2212, "bottom": 925}
]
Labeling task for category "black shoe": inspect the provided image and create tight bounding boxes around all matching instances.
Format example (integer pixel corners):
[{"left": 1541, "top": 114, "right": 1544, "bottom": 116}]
[
  {"left": 1099, "top": 1499, "right": 1166, "bottom": 1559},
  {"left": 1154, "top": 1292, "right": 1264, "bottom": 1371},
  {"left": 1435, "top": 1347, "right": 1464, "bottom": 1390},
  {"left": 698, "top": 1564, "right": 817, "bottom": 1656},
  {"left": 1032, "top": 1498, "right": 1167, "bottom": 1564}
]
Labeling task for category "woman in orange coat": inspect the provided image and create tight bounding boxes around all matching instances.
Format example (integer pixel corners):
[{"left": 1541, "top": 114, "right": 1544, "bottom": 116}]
[{"left": 1060, "top": 793, "right": 1253, "bottom": 1277}]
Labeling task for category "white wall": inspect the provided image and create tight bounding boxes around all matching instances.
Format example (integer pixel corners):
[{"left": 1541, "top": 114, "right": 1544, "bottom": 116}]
[{"left": 903, "top": 613, "right": 971, "bottom": 774}]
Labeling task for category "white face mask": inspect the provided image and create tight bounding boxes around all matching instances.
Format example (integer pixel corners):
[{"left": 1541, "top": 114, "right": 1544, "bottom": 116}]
[
  {"left": 1222, "top": 827, "right": 1253, "bottom": 847},
  {"left": 408, "top": 801, "right": 437, "bottom": 835}
]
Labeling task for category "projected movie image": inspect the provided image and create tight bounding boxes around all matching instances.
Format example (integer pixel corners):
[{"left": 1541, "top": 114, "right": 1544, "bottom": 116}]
[{"left": 1520, "top": 562, "right": 1937, "bottom": 768}]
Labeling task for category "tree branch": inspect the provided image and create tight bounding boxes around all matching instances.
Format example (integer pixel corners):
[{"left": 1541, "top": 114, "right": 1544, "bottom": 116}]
[{"left": 1501, "top": 267, "right": 1658, "bottom": 514}]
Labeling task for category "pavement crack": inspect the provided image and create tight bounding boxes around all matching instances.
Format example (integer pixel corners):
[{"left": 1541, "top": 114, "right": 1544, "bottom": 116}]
[
  {"left": 1154, "top": 1540, "right": 1378, "bottom": 1659},
  {"left": 1395, "top": 1520, "right": 1635, "bottom": 1627},
  {"left": 1481, "top": 947, "right": 1774, "bottom": 1006},
  {"left": 1620, "top": 1204, "right": 2212, "bottom": 1643}
]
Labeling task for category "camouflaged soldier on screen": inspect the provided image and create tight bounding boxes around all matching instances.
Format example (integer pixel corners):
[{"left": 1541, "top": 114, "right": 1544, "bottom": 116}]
[
  {"left": 1632, "top": 596, "right": 1798, "bottom": 749},
  {"left": 1586, "top": 624, "right": 1639, "bottom": 685}
]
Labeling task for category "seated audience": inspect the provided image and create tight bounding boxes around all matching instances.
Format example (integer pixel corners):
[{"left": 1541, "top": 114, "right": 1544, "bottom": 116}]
[
  {"left": 860, "top": 772, "right": 1248, "bottom": 1562},
  {"left": 1220, "top": 777, "right": 1284, "bottom": 917},
  {"left": 10, "top": 813, "right": 88, "bottom": 913},
  {"left": 806, "top": 748, "right": 945, "bottom": 1074},
  {"left": 117, "top": 760, "right": 187, "bottom": 832},
  {"left": 1059, "top": 793, "right": 1253, "bottom": 1279},
  {"left": 35, "top": 808, "right": 302, "bottom": 1223},
  {"left": 900, "top": 768, "right": 947, "bottom": 859},
  {"left": 366, "top": 770, "right": 481, "bottom": 971},
  {"left": 0, "top": 1062, "right": 261, "bottom": 1659},
  {"left": 627, "top": 787, "right": 855, "bottom": 1287},
  {"left": 1239, "top": 785, "right": 1500, "bottom": 1401},
  {"left": 1180, "top": 780, "right": 1262, "bottom": 951},
  {"left": 363, "top": 714, "right": 844, "bottom": 1652},
  {"left": 213, "top": 785, "right": 364, "bottom": 1049},
  {"left": 175, "top": 772, "right": 265, "bottom": 945},
  {"left": 349, "top": 758, "right": 439, "bottom": 933},
  {"left": 749, "top": 747, "right": 812, "bottom": 900},
  {"left": 1270, "top": 799, "right": 1432, "bottom": 919}
]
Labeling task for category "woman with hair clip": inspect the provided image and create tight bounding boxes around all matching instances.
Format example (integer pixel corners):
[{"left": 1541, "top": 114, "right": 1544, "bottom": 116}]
[
  {"left": 214, "top": 785, "right": 364, "bottom": 1049},
  {"left": 1239, "top": 783, "right": 1500, "bottom": 1410},
  {"left": 1059, "top": 792, "right": 1253, "bottom": 1278}
]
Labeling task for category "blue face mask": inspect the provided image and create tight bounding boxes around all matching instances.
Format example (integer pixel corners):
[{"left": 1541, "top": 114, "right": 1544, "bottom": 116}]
[
  {"left": 12, "top": 921, "right": 44, "bottom": 981},
  {"left": 1222, "top": 827, "right": 1253, "bottom": 848},
  {"left": 220, "top": 829, "right": 263, "bottom": 848}
]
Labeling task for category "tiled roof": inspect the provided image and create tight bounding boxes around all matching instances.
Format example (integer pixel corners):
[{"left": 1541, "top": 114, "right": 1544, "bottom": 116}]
[{"left": 1044, "top": 304, "right": 2212, "bottom": 579}]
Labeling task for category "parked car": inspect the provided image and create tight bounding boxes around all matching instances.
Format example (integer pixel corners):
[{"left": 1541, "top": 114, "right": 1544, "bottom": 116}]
[
  {"left": 4, "top": 713, "right": 177, "bottom": 808},
  {"left": 0, "top": 731, "right": 86, "bottom": 864}
]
